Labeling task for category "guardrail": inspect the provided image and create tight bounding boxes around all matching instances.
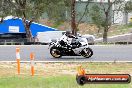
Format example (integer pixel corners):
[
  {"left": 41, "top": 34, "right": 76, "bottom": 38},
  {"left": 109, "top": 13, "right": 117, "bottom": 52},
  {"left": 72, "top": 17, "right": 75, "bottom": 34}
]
[
  {"left": 0, "top": 38, "right": 48, "bottom": 45},
  {"left": 94, "top": 33, "right": 132, "bottom": 45},
  {"left": 0, "top": 38, "right": 27, "bottom": 45},
  {"left": 95, "top": 41, "right": 132, "bottom": 45}
]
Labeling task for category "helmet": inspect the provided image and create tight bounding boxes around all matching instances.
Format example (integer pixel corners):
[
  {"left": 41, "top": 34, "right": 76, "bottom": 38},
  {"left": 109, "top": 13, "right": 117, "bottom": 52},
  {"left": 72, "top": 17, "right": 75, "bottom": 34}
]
[{"left": 65, "top": 31, "right": 72, "bottom": 37}]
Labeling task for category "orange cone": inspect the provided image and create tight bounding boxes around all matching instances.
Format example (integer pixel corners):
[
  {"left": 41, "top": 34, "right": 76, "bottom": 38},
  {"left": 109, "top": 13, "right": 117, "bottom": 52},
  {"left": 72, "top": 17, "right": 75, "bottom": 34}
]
[
  {"left": 16, "top": 47, "right": 20, "bottom": 75},
  {"left": 30, "top": 52, "right": 35, "bottom": 76},
  {"left": 77, "top": 65, "right": 86, "bottom": 75}
]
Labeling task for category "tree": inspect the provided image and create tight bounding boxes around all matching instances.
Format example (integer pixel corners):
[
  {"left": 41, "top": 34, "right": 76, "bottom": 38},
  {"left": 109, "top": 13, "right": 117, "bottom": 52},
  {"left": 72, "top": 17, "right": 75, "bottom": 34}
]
[
  {"left": 0, "top": 0, "right": 72, "bottom": 40},
  {"left": 43, "top": 0, "right": 71, "bottom": 25},
  {"left": 71, "top": 0, "right": 77, "bottom": 35},
  {"left": 43, "top": 0, "right": 91, "bottom": 36},
  {"left": 90, "top": 5, "right": 104, "bottom": 33},
  {"left": 0, "top": 0, "right": 14, "bottom": 22},
  {"left": 76, "top": 0, "right": 91, "bottom": 27},
  {"left": 100, "top": 0, "right": 114, "bottom": 43},
  {"left": 71, "top": 0, "right": 91, "bottom": 35},
  {"left": 124, "top": 0, "right": 132, "bottom": 24},
  {"left": 1, "top": 0, "right": 46, "bottom": 42},
  {"left": 90, "top": 0, "right": 125, "bottom": 43},
  {"left": 124, "top": 0, "right": 132, "bottom": 12}
]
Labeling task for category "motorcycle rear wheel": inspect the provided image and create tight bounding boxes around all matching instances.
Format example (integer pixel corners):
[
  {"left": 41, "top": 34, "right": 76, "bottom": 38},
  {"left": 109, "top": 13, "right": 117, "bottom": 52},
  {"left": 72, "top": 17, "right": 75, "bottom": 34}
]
[
  {"left": 81, "top": 48, "right": 93, "bottom": 58},
  {"left": 50, "top": 47, "right": 62, "bottom": 58}
]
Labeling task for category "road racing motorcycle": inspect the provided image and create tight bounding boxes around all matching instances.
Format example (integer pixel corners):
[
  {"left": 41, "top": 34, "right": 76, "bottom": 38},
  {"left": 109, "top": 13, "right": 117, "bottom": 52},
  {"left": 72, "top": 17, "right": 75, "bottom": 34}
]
[{"left": 49, "top": 34, "right": 93, "bottom": 58}]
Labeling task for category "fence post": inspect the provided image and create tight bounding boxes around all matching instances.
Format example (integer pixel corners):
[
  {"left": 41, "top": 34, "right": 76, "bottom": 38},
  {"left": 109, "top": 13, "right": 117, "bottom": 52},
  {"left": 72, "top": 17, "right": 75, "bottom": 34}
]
[
  {"left": 16, "top": 47, "right": 20, "bottom": 75},
  {"left": 30, "top": 52, "right": 35, "bottom": 76},
  {"left": 4, "top": 40, "right": 6, "bottom": 45}
]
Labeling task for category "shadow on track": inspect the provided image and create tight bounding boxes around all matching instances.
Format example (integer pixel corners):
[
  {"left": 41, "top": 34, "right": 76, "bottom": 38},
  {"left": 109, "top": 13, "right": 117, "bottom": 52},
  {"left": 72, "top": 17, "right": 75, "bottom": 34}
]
[{"left": 49, "top": 56, "right": 93, "bottom": 61}]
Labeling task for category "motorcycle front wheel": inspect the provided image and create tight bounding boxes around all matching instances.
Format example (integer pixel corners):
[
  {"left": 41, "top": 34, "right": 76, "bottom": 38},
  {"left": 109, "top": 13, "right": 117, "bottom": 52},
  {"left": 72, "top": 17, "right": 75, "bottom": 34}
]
[
  {"left": 81, "top": 48, "right": 93, "bottom": 58},
  {"left": 50, "top": 47, "right": 62, "bottom": 58}
]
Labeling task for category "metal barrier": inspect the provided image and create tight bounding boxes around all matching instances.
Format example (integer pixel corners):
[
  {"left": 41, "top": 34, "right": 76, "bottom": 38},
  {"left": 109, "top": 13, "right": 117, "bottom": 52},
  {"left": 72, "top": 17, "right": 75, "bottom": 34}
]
[
  {"left": 0, "top": 38, "right": 28, "bottom": 45},
  {"left": 95, "top": 41, "right": 132, "bottom": 45},
  {"left": 0, "top": 38, "right": 48, "bottom": 45},
  {"left": 94, "top": 33, "right": 132, "bottom": 45}
]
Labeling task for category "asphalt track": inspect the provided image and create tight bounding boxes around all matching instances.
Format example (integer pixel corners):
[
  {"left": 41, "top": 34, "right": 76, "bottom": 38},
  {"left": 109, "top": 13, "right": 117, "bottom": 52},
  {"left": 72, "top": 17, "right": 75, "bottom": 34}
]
[{"left": 0, "top": 45, "right": 132, "bottom": 62}]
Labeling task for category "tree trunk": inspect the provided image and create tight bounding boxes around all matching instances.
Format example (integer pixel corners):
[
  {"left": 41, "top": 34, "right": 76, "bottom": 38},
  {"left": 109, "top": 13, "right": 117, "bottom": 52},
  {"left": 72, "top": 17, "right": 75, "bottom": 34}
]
[
  {"left": 22, "top": 18, "right": 33, "bottom": 42},
  {"left": 0, "top": 17, "right": 3, "bottom": 23},
  {"left": 103, "top": 10, "right": 109, "bottom": 43},
  {"left": 71, "top": 0, "right": 77, "bottom": 36},
  {"left": 21, "top": 0, "right": 33, "bottom": 42},
  {"left": 25, "top": 25, "right": 33, "bottom": 42},
  {"left": 103, "top": 28, "right": 108, "bottom": 43}
]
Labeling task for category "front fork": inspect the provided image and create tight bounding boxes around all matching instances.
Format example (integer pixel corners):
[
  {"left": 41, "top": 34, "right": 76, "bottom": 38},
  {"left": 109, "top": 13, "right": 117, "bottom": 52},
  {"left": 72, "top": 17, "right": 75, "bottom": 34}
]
[{"left": 81, "top": 46, "right": 88, "bottom": 53}]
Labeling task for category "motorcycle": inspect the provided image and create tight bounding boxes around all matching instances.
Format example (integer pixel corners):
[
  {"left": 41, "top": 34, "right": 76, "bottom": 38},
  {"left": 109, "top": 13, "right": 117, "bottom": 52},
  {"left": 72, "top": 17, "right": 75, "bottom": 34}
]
[{"left": 49, "top": 34, "right": 93, "bottom": 58}]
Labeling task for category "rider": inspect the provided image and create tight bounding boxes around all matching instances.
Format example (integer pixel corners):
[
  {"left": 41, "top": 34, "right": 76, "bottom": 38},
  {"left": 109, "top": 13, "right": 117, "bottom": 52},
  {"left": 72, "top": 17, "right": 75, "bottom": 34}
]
[{"left": 60, "top": 31, "right": 76, "bottom": 47}]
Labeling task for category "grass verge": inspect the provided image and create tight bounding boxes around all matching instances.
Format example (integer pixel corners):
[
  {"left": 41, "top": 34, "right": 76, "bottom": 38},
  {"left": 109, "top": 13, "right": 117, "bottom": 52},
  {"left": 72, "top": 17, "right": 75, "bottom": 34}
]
[
  {"left": 0, "top": 62, "right": 131, "bottom": 88},
  {"left": 0, "top": 75, "right": 131, "bottom": 88}
]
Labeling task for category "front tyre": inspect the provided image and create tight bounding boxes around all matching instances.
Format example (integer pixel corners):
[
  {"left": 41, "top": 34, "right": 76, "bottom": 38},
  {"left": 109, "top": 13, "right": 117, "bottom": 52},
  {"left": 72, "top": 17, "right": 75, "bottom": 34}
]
[
  {"left": 50, "top": 47, "right": 62, "bottom": 58},
  {"left": 81, "top": 48, "right": 93, "bottom": 58}
]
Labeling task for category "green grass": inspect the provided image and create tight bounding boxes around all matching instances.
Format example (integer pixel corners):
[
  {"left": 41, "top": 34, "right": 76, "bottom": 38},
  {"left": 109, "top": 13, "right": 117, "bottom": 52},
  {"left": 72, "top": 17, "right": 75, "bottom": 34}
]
[
  {"left": 0, "top": 62, "right": 132, "bottom": 88},
  {"left": 0, "top": 75, "right": 131, "bottom": 88}
]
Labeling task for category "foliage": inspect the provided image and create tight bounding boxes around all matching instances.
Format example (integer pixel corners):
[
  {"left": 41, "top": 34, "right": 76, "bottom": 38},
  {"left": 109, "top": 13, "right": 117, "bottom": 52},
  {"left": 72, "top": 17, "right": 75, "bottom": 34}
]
[
  {"left": 0, "top": 0, "right": 11, "bottom": 17},
  {"left": 90, "top": 0, "right": 125, "bottom": 43},
  {"left": 0, "top": 0, "right": 72, "bottom": 41},
  {"left": 124, "top": 0, "right": 132, "bottom": 13},
  {"left": 0, "top": 0, "right": 71, "bottom": 22},
  {"left": 90, "top": 4, "right": 104, "bottom": 32}
]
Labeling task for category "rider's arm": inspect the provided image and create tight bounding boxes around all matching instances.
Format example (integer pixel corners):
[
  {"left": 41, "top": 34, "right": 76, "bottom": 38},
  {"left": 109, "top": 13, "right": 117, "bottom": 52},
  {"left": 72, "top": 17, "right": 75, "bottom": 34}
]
[{"left": 60, "top": 34, "right": 68, "bottom": 43}]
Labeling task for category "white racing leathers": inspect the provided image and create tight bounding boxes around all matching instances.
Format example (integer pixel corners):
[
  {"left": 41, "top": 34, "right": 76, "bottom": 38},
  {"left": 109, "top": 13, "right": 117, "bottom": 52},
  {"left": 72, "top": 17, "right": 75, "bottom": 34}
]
[
  {"left": 59, "top": 34, "right": 73, "bottom": 45},
  {"left": 59, "top": 34, "right": 88, "bottom": 54}
]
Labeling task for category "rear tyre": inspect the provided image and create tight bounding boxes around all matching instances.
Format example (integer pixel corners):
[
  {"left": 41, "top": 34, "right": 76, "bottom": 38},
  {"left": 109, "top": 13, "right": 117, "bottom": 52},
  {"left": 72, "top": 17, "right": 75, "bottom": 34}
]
[
  {"left": 50, "top": 47, "right": 62, "bottom": 58},
  {"left": 81, "top": 48, "right": 93, "bottom": 58}
]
